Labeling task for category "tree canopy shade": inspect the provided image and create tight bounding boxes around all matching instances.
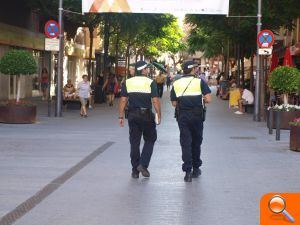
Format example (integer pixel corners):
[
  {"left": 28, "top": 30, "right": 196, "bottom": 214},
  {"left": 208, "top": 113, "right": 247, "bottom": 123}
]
[
  {"left": 186, "top": 0, "right": 300, "bottom": 60},
  {"left": 0, "top": 50, "right": 37, "bottom": 76}
]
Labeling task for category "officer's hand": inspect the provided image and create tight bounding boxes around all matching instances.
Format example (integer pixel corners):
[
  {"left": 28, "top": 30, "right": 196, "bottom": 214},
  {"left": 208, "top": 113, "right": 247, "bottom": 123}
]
[
  {"left": 119, "top": 118, "right": 125, "bottom": 127},
  {"left": 157, "top": 117, "right": 161, "bottom": 125},
  {"left": 156, "top": 115, "right": 161, "bottom": 125}
]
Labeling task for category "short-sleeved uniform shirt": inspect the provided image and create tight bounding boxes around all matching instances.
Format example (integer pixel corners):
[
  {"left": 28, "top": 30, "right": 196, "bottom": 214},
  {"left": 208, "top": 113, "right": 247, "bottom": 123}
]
[
  {"left": 170, "top": 75, "right": 211, "bottom": 109},
  {"left": 121, "top": 75, "right": 158, "bottom": 109}
]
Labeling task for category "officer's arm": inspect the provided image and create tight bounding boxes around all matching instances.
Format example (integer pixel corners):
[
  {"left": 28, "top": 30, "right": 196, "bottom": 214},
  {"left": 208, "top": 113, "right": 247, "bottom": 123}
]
[
  {"left": 119, "top": 97, "right": 128, "bottom": 118},
  {"left": 203, "top": 94, "right": 212, "bottom": 103},
  {"left": 201, "top": 80, "right": 212, "bottom": 104},
  {"left": 152, "top": 97, "right": 161, "bottom": 122}
]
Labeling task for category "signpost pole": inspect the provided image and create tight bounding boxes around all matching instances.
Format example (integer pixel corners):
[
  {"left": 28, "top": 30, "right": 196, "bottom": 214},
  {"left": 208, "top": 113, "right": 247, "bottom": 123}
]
[
  {"left": 48, "top": 52, "right": 52, "bottom": 117},
  {"left": 254, "top": 0, "right": 262, "bottom": 121},
  {"left": 56, "top": 0, "right": 64, "bottom": 117}
]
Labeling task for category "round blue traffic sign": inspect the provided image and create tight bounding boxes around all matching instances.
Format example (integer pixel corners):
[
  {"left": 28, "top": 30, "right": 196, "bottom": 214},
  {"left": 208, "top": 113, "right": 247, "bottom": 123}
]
[
  {"left": 257, "top": 30, "right": 275, "bottom": 48},
  {"left": 44, "top": 20, "right": 59, "bottom": 39}
]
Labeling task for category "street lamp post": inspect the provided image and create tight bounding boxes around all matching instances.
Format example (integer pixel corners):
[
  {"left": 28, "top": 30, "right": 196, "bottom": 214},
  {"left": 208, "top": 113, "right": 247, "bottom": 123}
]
[
  {"left": 254, "top": 0, "right": 262, "bottom": 121},
  {"left": 56, "top": 0, "right": 64, "bottom": 117}
]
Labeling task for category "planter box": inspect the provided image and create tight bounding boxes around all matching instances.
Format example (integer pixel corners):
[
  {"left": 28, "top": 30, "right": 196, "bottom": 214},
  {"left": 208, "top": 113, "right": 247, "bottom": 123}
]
[
  {"left": 0, "top": 105, "right": 36, "bottom": 124},
  {"left": 290, "top": 125, "right": 300, "bottom": 151},
  {"left": 267, "top": 111, "right": 300, "bottom": 130}
]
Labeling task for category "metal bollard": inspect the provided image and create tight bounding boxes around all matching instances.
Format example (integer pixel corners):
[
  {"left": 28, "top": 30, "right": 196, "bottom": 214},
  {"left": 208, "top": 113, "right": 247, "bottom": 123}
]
[
  {"left": 275, "top": 111, "right": 280, "bottom": 141},
  {"left": 268, "top": 108, "right": 273, "bottom": 135}
]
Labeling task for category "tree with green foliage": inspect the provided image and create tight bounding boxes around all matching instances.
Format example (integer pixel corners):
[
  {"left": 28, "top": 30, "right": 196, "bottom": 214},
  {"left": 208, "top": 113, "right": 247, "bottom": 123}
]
[
  {"left": 269, "top": 66, "right": 300, "bottom": 105},
  {"left": 0, "top": 50, "right": 37, "bottom": 102},
  {"left": 107, "top": 14, "right": 175, "bottom": 75},
  {"left": 146, "top": 19, "right": 187, "bottom": 72},
  {"left": 186, "top": 0, "right": 300, "bottom": 80}
]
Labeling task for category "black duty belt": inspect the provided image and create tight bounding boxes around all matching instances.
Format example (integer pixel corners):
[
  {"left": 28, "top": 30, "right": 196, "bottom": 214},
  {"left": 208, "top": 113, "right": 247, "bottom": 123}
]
[
  {"left": 129, "top": 108, "right": 152, "bottom": 114},
  {"left": 128, "top": 108, "right": 153, "bottom": 121},
  {"left": 128, "top": 108, "right": 151, "bottom": 112},
  {"left": 178, "top": 107, "right": 203, "bottom": 112}
]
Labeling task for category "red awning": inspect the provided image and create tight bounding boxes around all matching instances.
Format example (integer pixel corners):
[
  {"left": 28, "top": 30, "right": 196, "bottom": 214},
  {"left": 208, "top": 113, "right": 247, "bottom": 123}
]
[
  {"left": 270, "top": 52, "right": 279, "bottom": 72},
  {"left": 283, "top": 47, "right": 294, "bottom": 67}
]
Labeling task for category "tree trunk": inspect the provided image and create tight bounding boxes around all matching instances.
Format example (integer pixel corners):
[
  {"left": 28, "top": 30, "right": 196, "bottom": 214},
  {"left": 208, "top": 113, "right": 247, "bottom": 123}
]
[
  {"left": 250, "top": 55, "right": 254, "bottom": 92},
  {"left": 16, "top": 75, "right": 21, "bottom": 103},
  {"left": 125, "top": 44, "right": 130, "bottom": 76},
  {"left": 222, "top": 55, "right": 225, "bottom": 73},
  {"left": 283, "top": 94, "right": 289, "bottom": 106},
  {"left": 172, "top": 57, "right": 177, "bottom": 74},
  {"left": 224, "top": 55, "right": 228, "bottom": 77},
  {"left": 236, "top": 43, "right": 241, "bottom": 87},
  {"left": 115, "top": 34, "right": 119, "bottom": 76},
  {"left": 226, "top": 39, "right": 230, "bottom": 79},
  {"left": 135, "top": 48, "right": 139, "bottom": 63},
  {"left": 103, "top": 14, "right": 110, "bottom": 72},
  {"left": 241, "top": 49, "right": 245, "bottom": 88},
  {"left": 88, "top": 26, "right": 94, "bottom": 80}
]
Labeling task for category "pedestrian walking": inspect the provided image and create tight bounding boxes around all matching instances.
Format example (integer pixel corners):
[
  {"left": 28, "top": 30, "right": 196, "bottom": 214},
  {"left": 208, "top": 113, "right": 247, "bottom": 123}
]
[
  {"left": 171, "top": 61, "right": 212, "bottom": 182},
  {"left": 77, "top": 75, "right": 91, "bottom": 118},
  {"left": 119, "top": 60, "right": 161, "bottom": 179},
  {"left": 166, "top": 75, "right": 171, "bottom": 91},
  {"left": 155, "top": 72, "right": 166, "bottom": 98},
  {"left": 41, "top": 68, "right": 49, "bottom": 100},
  {"left": 103, "top": 74, "right": 118, "bottom": 106}
]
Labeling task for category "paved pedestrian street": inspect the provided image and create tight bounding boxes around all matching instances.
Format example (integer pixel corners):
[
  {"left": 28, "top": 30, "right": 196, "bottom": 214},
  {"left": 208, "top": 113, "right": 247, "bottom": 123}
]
[{"left": 0, "top": 90, "right": 299, "bottom": 225}]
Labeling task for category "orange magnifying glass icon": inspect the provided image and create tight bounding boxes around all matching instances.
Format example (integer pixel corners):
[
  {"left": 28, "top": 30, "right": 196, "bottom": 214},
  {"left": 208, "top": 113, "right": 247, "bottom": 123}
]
[{"left": 268, "top": 195, "right": 295, "bottom": 223}]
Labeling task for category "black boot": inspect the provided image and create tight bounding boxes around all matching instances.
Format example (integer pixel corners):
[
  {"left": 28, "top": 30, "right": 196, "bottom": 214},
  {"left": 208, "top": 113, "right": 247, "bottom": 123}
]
[
  {"left": 137, "top": 165, "right": 150, "bottom": 177},
  {"left": 131, "top": 170, "right": 139, "bottom": 179},
  {"left": 184, "top": 172, "right": 192, "bottom": 182},
  {"left": 192, "top": 168, "right": 202, "bottom": 178}
]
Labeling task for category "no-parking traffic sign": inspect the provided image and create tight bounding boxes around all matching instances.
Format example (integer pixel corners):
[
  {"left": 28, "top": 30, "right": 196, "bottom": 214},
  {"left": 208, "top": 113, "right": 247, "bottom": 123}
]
[
  {"left": 44, "top": 20, "right": 59, "bottom": 39},
  {"left": 257, "top": 30, "right": 275, "bottom": 48}
]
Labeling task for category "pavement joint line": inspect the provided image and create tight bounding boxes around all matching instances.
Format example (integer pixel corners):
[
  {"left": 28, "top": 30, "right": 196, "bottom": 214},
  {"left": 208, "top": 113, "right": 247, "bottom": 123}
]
[{"left": 0, "top": 141, "right": 114, "bottom": 225}]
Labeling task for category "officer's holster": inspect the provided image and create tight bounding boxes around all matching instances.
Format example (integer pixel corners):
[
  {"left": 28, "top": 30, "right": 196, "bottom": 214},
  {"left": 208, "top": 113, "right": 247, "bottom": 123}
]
[{"left": 129, "top": 108, "right": 154, "bottom": 121}]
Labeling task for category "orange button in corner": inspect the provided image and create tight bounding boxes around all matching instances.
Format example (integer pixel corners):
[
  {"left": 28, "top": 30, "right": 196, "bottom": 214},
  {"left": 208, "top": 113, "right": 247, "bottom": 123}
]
[{"left": 261, "top": 193, "right": 300, "bottom": 225}]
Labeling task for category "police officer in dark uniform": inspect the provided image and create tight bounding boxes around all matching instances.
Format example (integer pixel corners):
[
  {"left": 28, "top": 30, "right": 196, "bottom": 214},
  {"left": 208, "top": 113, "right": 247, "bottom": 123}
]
[
  {"left": 170, "top": 61, "right": 212, "bottom": 182},
  {"left": 119, "top": 61, "right": 161, "bottom": 179}
]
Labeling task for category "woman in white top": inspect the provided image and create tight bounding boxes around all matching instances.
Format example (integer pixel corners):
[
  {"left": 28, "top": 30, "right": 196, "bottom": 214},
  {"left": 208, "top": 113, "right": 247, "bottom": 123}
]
[{"left": 77, "top": 75, "right": 91, "bottom": 118}]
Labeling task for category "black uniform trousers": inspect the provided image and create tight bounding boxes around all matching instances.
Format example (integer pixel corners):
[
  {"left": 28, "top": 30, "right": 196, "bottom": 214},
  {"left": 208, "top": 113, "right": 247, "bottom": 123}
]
[
  {"left": 177, "top": 110, "right": 204, "bottom": 172},
  {"left": 128, "top": 110, "right": 157, "bottom": 171}
]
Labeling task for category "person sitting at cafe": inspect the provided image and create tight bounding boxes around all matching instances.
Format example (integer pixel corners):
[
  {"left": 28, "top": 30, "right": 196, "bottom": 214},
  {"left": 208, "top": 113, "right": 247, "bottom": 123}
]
[
  {"left": 63, "top": 79, "right": 76, "bottom": 99},
  {"left": 229, "top": 83, "right": 241, "bottom": 108},
  {"left": 235, "top": 86, "right": 254, "bottom": 115}
]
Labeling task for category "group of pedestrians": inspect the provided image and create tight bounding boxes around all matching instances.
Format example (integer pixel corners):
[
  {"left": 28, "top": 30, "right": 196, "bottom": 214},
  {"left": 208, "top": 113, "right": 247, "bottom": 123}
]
[{"left": 119, "top": 60, "right": 212, "bottom": 182}]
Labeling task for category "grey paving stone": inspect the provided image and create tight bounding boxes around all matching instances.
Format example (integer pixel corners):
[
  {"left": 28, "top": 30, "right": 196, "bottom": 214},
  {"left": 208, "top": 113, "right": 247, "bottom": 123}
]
[{"left": 0, "top": 90, "right": 299, "bottom": 225}]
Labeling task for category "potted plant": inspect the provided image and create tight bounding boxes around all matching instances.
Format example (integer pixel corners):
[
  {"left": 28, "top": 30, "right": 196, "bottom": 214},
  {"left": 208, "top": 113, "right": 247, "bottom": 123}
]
[
  {"left": 0, "top": 49, "right": 37, "bottom": 124},
  {"left": 289, "top": 117, "right": 300, "bottom": 151},
  {"left": 268, "top": 66, "right": 300, "bottom": 130}
]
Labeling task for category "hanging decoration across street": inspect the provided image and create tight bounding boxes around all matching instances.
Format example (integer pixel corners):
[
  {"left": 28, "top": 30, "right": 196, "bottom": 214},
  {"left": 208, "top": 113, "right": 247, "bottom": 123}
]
[{"left": 82, "top": 0, "right": 229, "bottom": 15}]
